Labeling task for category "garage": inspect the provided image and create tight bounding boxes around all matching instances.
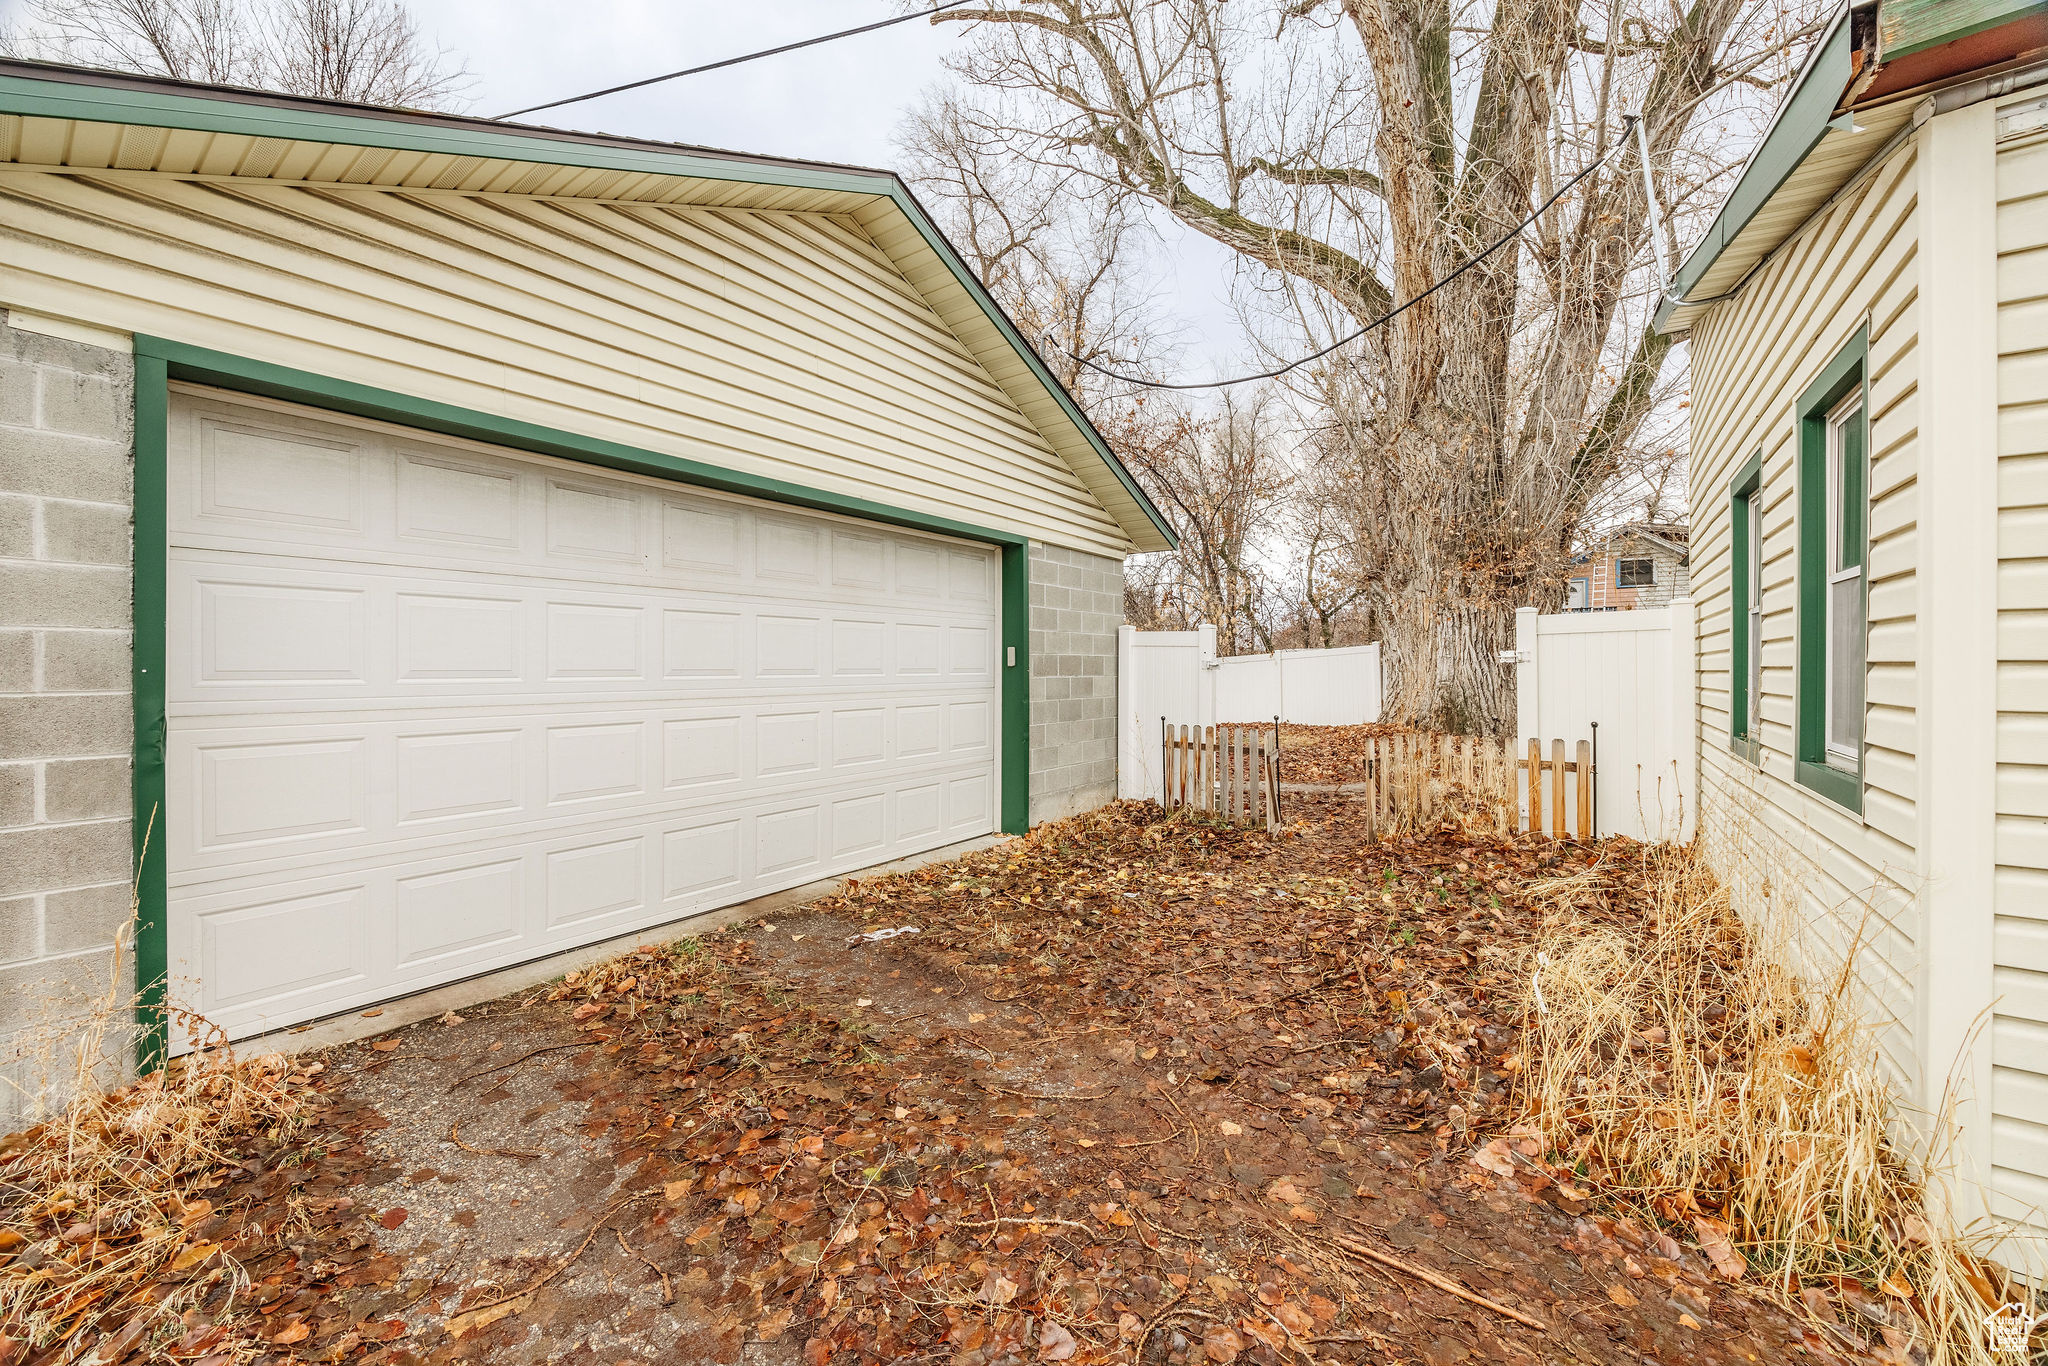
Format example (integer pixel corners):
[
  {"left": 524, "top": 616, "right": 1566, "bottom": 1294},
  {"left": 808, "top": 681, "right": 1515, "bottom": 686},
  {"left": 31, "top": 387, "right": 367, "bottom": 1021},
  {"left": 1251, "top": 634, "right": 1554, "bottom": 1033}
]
[
  {"left": 0, "top": 62, "right": 1175, "bottom": 1092},
  {"left": 162, "top": 387, "right": 1002, "bottom": 1042}
]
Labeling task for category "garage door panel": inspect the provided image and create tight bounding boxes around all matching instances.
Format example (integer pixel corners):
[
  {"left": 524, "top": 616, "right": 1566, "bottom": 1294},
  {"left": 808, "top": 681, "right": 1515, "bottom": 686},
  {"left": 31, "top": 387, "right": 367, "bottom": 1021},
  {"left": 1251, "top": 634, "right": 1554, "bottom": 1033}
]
[
  {"left": 177, "top": 767, "right": 982, "bottom": 1038},
  {"left": 395, "top": 451, "right": 520, "bottom": 549},
  {"left": 171, "top": 554, "right": 994, "bottom": 706},
  {"left": 198, "top": 415, "right": 367, "bottom": 532},
  {"left": 170, "top": 699, "right": 994, "bottom": 874},
  {"left": 167, "top": 389, "right": 1003, "bottom": 1044}
]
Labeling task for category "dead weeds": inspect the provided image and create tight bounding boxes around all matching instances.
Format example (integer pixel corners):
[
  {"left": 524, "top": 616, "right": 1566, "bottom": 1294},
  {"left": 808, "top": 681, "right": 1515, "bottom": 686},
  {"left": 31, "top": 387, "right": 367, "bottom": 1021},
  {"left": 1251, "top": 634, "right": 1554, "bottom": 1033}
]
[{"left": 1509, "top": 838, "right": 2040, "bottom": 1365}]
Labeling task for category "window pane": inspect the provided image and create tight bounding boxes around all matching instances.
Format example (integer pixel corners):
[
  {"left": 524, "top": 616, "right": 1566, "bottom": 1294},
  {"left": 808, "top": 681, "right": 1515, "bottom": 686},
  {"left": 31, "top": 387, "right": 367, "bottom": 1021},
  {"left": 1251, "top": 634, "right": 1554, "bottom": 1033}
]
[
  {"left": 1839, "top": 403, "right": 1865, "bottom": 569},
  {"left": 1828, "top": 575, "right": 1863, "bottom": 757},
  {"left": 1747, "top": 503, "right": 1761, "bottom": 608},
  {"left": 1748, "top": 607, "right": 1763, "bottom": 736},
  {"left": 1618, "top": 558, "right": 1652, "bottom": 588}
]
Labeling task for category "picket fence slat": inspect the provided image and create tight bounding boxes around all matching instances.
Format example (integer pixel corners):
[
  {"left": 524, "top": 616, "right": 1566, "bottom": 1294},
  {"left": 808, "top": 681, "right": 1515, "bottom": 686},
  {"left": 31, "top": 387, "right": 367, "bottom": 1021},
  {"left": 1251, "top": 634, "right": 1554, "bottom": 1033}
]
[
  {"left": 1335, "top": 730, "right": 1598, "bottom": 841},
  {"left": 1159, "top": 720, "right": 1282, "bottom": 833}
]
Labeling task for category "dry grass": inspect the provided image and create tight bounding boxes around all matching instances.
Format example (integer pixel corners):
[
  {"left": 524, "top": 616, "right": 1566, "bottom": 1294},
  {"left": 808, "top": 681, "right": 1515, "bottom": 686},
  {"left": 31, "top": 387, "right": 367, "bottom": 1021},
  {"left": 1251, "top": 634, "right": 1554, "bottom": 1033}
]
[
  {"left": 1516, "top": 838, "right": 2042, "bottom": 1365},
  {"left": 0, "top": 926, "right": 323, "bottom": 1355}
]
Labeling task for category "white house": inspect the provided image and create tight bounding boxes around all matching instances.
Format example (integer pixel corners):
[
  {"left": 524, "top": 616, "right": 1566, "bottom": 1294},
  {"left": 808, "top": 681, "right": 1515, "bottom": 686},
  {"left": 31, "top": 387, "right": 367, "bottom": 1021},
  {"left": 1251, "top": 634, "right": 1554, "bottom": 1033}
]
[{"left": 1664, "top": 0, "right": 2048, "bottom": 1225}]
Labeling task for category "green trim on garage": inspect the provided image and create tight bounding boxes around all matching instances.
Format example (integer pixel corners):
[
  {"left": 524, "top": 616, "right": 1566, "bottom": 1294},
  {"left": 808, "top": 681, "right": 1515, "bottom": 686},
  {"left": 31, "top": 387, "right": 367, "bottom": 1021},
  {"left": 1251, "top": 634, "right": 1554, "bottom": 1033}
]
[
  {"left": 130, "top": 353, "right": 170, "bottom": 1070},
  {"left": 130, "top": 336, "right": 1034, "bottom": 1059}
]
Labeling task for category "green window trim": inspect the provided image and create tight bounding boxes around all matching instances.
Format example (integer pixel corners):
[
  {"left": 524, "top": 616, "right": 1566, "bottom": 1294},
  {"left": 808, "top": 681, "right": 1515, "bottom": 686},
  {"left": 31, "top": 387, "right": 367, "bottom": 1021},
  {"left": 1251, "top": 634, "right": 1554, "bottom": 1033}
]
[
  {"left": 130, "top": 337, "right": 1035, "bottom": 1065},
  {"left": 1728, "top": 448, "right": 1764, "bottom": 763},
  {"left": 1792, "top": 326, "right": 1869, "bottom": 815}
]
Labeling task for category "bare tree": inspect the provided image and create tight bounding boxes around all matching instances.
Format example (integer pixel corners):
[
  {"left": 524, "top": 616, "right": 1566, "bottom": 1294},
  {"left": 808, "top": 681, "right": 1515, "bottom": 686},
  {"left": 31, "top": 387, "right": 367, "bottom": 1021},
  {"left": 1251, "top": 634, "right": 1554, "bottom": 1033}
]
[
  {"left": 905, "top": 89, "right": 1293, "bottom": 657},
  {"left": 259, "top": 0, "right": 468, "bottom": 110},
  {"left": 921, "top": 0, "right": 1821, "bottom": 731},
  {"left": 4, "top": 0, "right": 470, "bottom": 109}
]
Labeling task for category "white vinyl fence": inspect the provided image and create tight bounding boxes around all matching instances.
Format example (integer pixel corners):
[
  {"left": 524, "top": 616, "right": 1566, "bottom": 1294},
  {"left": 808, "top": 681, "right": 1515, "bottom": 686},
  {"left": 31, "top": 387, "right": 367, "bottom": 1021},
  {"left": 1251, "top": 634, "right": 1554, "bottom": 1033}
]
[
  {"left": 1511, "top": 601, "right": 1696, "bottom": 842},
  {"left": 1117, "top": 625, "right": 1382, "bottom": 800}
]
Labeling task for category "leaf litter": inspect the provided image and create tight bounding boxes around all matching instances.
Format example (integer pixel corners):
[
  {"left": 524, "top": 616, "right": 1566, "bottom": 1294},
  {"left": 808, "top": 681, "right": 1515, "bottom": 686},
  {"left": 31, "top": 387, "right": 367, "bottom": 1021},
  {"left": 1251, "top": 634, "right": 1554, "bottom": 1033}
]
[{"left": 2, "top": 796, "right": 1873, "bottom": 1365}]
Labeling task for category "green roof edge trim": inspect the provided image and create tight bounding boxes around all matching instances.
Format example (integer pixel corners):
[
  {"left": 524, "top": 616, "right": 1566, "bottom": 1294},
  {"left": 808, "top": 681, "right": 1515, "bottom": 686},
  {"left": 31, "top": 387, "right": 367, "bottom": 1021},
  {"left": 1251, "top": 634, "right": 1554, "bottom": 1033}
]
[
  {"left": 0, "top": 63, "right": 1178, "bottom": 551},
  {"left": 1653, "top": 12, "right": 1855, "bottom": 334},
  {"left": 1881, "top": 0, "right": 2043, "bottom": 62}
]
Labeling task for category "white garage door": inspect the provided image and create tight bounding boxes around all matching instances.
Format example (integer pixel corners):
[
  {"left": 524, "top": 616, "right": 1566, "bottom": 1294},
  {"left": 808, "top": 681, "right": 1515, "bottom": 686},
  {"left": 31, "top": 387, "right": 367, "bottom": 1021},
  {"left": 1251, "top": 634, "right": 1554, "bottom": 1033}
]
[{"left": 164, "top": 387, "right": 1001, "bottom": 1043}]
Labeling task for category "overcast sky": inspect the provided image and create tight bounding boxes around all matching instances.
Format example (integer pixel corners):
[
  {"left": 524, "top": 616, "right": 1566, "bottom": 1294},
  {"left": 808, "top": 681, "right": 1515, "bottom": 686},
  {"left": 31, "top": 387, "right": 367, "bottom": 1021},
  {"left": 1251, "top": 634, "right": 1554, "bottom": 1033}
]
[{"left": 417, "top": 0, "right": 1248, "bottom": 377}]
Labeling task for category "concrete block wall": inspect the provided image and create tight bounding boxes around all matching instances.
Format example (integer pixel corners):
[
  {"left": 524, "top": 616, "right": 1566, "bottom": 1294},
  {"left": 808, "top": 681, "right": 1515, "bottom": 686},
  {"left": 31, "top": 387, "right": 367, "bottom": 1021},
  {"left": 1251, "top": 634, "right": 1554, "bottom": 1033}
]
[
  {"left": 0, "top": 313, "right": 136, "bottom": 1124},
  {"left": 1028, "top": 542, "right": 1123, "bottom": 824}
]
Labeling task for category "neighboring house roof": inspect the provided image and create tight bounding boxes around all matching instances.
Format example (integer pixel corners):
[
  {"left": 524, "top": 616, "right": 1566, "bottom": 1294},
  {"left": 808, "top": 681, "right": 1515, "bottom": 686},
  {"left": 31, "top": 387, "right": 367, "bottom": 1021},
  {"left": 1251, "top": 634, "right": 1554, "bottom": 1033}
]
[
  {"left": 1574, "top": 522, "right": 1691, "bottom": 565},
  {"left": 0, "top": 58, "right": 1178, "bottom": 552},
  {"left": 1655, "top": 0, "right": 2048, "bottom": 335}
]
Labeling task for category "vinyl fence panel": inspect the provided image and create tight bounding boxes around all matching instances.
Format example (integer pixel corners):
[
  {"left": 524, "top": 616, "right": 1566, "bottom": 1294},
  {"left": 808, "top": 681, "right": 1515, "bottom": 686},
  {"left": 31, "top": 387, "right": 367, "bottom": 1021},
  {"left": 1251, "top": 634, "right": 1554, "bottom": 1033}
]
[
  {"left": 1117, "top": 629, "right": 1382, "bottom": 799},
  {"left": 1512, "top": 600, "right": 1696, "bottom": 842}
]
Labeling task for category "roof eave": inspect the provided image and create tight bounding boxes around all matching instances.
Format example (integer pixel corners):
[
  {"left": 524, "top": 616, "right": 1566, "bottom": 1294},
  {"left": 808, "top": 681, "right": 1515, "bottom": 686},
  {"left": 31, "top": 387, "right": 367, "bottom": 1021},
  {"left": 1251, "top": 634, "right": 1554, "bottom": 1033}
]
[
  {"left": 0, "top": 58, "right": 1178, "bottom": 553},
  {"left": 1653, "top": 6, "right": 1858, "bottom": 335}
]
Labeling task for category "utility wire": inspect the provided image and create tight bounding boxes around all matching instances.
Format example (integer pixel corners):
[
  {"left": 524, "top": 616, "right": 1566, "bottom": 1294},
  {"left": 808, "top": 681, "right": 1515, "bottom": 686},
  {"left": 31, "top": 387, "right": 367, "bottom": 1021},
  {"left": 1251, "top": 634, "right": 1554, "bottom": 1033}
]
[
  {"left": 1057, "top": 115, "right": 1639, "bottom": 391},
  {"left": 493, "top": 0, "right": 981, "bottom": 121}
]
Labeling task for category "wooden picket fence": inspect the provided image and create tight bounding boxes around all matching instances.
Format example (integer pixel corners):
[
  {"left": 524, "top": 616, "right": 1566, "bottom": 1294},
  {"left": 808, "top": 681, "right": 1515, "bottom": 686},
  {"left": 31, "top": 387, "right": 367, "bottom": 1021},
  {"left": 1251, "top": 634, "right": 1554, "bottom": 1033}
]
[
  {"left": 1357, "top": 733, "right": 1596, "bottom": 840},
  {"left": 1160, "top": 722, "right": 1280, "bottom": 832}
]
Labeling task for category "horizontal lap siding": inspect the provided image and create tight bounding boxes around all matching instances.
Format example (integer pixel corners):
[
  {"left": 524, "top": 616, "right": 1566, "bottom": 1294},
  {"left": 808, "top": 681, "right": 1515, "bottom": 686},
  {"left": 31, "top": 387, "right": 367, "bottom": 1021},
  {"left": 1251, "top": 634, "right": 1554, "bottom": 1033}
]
[
  {"left": 1993, "top": 123, "right": 2048, "bottom": 1222},
  {"left": 0, "top": 173, "right": 1132, "bottom": 557},
  {"left": 1689, "top": 142, "right": 1923, "bottom": 1092}
]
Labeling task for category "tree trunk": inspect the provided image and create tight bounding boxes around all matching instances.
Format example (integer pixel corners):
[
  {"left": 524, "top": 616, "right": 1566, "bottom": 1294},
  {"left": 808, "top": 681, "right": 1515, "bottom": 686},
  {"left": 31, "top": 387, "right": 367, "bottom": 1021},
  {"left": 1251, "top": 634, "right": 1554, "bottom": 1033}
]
[{"left": 1375, "top": 588, "right": 1516, "bottom": 736}]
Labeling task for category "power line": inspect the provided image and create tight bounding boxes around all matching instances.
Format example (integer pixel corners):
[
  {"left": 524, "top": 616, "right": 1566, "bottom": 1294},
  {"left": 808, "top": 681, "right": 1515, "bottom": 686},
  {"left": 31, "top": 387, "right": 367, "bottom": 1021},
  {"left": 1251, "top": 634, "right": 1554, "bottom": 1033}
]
[
  {"left": 493, "top": 0, "right": 982, "bottom": 121},
  {"left": 1056, "top": 115, "right": 1639, "bottom": 391}
]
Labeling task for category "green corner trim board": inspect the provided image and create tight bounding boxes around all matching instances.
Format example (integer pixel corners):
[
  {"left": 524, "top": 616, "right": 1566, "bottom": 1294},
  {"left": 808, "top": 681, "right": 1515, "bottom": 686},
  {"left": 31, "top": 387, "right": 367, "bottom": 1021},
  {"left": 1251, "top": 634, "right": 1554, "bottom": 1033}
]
[
  {"left": 0, "top": 60, "right": 1176, "bottom": 553},
  {"left": 128, "top": 337, "right": 1037, "bottom": 1062}
]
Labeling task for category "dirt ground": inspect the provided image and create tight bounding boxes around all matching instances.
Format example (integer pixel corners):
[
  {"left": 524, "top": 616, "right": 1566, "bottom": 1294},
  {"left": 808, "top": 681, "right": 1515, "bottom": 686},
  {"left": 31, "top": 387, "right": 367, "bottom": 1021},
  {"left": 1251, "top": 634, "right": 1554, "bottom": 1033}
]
[
  {"left": 101, "top": 797, "right": 1874, "bottom": 1366},
  {"left": 1238, "top": 725, "right": 1405, "bottom": 788}
]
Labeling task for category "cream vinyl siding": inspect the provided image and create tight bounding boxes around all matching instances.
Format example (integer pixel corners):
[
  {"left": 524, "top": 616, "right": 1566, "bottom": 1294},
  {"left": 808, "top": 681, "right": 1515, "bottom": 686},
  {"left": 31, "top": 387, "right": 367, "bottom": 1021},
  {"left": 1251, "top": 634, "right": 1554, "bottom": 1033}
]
[
  {"left": 1690, "top": 139, "right": 1923, "bottom": 1089},
  {"left": 0, "top": 170, "right": 1134, "bottom": 557},
  {"left": 1991, "top": 112, "right": 2048, "bottom": 1221}
]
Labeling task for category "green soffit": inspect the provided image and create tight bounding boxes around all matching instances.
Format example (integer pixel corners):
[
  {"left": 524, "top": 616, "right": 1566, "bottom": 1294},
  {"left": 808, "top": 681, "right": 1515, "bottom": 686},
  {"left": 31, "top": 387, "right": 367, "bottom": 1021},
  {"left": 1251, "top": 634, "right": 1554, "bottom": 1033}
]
[{"left": 0, "top": 61, "right": 1178, "bottom": 551}]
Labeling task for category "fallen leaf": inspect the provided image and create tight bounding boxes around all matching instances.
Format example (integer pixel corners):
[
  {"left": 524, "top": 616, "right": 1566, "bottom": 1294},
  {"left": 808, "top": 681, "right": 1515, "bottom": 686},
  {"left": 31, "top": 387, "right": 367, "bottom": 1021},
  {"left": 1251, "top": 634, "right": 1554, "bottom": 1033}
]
[
  {"left": 1878, "top": 1271, "right": 1915, "bottom": 1299},
  {"left": 855, "top": 998, "right": 873, "bottom": 1008},
  {"left": 1678, "top": 1313, "right": 1702, "bottom": 1330},
  {"left": 360, "top": 1009, "right": 384, "bottom": 1018},
  {"left": 370, "top": 1039, "right": 401, "bottom": 1052},
  {"left": 1202, "top": 1324, "right": 1245, "bottom": 1363},
  {"left": 1218, "top": 1121, "right": 1245, "bottom": 1137},
  {"left": 1692, "top": 1215, "right": 1747, "bottom": 1280},
  {"left": 756, "top": 1307, "right": 794, "bottom": 1343},
  {"left": 448, "top": 1294, "right": 530, "bottom": 1337},
  {"left": 1607, "top": 1284, "right": 1638, "bottom": 1307},
  {"left": 169, "top": 1241, "right": 219, "bottom": 1272},
  {"left": 1038, "top": 1320, "right": 1078, "bottom": 1361},
  {"left": 271, "top": 1322, "right": 312, "bottom": 1345},
  {"left": 1273, "top": 1302, "right": 1314, "bottom": 1334},
  {"left": 379, "top": 1208, "right": 409, "bottom": 1230}
]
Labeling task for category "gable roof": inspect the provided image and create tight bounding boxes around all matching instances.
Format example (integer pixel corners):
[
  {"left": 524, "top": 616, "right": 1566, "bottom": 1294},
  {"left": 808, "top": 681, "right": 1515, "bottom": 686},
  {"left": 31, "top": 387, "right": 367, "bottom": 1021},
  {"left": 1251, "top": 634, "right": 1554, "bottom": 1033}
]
[
  {"left": 1654, "top": 0, "right": 2048, "bottom": 336},
  {"left": 1579, "top": 522, "right": 1691, "bottom": 562},
  {"left": 0, "top": 58, "right": 1177, "bottom": 552}
]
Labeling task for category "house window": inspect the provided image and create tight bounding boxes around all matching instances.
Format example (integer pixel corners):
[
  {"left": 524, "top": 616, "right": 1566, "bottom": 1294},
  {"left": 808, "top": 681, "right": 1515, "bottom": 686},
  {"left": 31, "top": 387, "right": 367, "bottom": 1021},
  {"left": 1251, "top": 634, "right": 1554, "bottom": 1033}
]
[
  {"left": 1617, "top": 557, "right": 1654, "bottom": 588},
  {"left": 1794, "top": 328, "right": 1867, "bottom": 812},
  {"left": 1729, "top": 451, "right": 1763, "bottom": 760}
]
